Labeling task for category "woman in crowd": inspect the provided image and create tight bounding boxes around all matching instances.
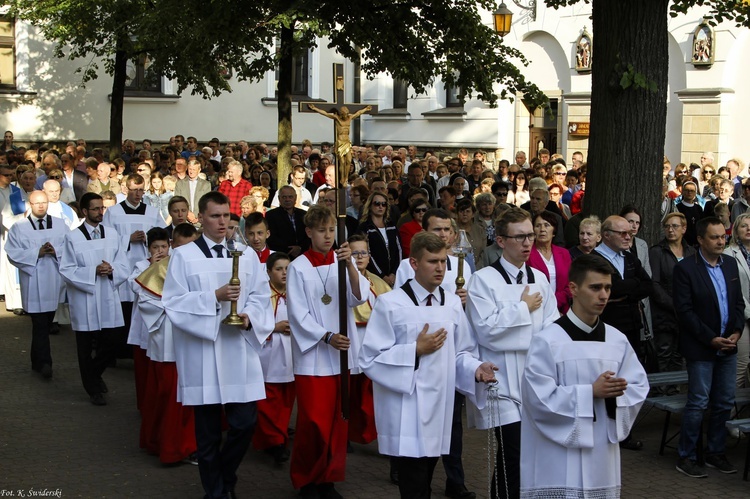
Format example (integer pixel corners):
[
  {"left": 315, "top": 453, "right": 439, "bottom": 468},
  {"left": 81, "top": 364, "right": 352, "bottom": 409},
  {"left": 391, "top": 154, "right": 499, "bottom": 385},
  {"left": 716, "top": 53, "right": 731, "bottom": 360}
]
[
  {"left": 649, "top": 212, "right": 695, "bottom": 386},
  {"left": 569, "top": 215, "right": 601, "bottom": 260},
  {"left": 357, "top": 192, "right": 402, "bottom": 287},
  {"left": 455, "top": 198, "right": 486, "bottom": 272},
  {"left": 548, "top": 183, "right": 571, "bottom": 221},
  {"left": 392, "top": 160, "right": 406, "bottom": 184},
  {"left": 511, "top": 170, "right": 529, "bottom": 207},
  {"left": 398, "top": 198, "right": 429, "bottom": 258},
  {"left": 724, "top": 213, "right": 750, "bottom": 389},
  {"left": 249, "top": 186, "right": 270, "bottom": 216},
  {"left": 259, "top": 172, "right": 275, "bottom": 207},
  {"left": 143, "top": 172, "right": 172, "bottom": 222},
  {"left": 528, "top": 210, "right": 572, "bottom": 313},
  {"left": 348, "top": 184, "right": 369, "bottom": 220},
  {"left": 700, "top": 164, "right": 717, "bottom": 198}
]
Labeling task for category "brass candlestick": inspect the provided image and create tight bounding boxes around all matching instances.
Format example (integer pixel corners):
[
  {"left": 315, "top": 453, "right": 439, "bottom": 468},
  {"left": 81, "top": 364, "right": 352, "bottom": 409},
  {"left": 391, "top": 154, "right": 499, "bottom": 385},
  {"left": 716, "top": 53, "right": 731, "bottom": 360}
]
[
  {"left": 452, "top": 229, "right": 472, "bottom": 290},
  {"left": 222, "top": 249, "right": 245, "bottom": 326}
]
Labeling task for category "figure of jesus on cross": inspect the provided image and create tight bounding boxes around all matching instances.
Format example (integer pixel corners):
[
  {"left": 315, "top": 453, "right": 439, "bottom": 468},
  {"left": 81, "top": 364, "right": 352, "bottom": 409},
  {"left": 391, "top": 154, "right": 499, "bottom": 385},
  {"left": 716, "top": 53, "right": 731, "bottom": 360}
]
[{"left": 306, "top": 104, "right": 372, "bottom": 185}]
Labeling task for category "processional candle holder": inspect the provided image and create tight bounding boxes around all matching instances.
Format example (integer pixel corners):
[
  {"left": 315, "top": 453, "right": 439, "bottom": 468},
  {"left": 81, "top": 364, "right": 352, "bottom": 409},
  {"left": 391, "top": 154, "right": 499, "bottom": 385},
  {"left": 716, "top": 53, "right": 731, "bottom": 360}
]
[
  {"left": 222, "top": 230, "right": 249, "bottom": 326},
  {"left": 452, "top": 229, "right": 473, "bottom": 290}
]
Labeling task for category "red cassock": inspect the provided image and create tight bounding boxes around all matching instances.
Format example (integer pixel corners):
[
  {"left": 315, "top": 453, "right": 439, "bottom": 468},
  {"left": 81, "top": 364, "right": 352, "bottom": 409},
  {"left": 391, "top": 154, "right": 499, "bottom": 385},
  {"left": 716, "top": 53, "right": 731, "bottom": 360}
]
[
  {"left": 253, "top": 382, "right": 296, "bottom": 450},
  {"left": 290, "top": 375, "right": 348, "bottom": 488},
  {"left": 348, "top": 373, "right": 377, "bottom": 444},
  {"left": 140, "top": 360, "right": 196, "bottom": 463}
]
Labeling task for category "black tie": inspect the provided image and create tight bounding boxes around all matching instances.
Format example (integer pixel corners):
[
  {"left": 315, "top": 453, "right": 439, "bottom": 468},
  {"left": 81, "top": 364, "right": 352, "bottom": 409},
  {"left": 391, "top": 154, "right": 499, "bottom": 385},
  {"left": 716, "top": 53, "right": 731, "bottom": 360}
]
[
  {"left": 38, "top": 219, "right": 45, "bottom": 230},
  {"left": 426, "top": 294, "right": 433, "bottom": 306},
  {"left": 516, "top": 270, "right": 524, "bottom": 285},
  {"left": 213, "top": 244, "right": 225, "bottom": 258}
]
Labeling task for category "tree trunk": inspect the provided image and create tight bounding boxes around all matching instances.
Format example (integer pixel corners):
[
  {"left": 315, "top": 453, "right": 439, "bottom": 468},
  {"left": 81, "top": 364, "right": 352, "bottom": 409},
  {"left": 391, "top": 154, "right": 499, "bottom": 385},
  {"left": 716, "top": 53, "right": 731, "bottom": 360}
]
[
  {"left": 584, "top": 0, "right": 669, "bottom": 244},
  {"left": 109, "top": 48, "right": 127, "bottom": 162},
  {"left": 276, "top": 23, "right": 295, "bottom": 187}
]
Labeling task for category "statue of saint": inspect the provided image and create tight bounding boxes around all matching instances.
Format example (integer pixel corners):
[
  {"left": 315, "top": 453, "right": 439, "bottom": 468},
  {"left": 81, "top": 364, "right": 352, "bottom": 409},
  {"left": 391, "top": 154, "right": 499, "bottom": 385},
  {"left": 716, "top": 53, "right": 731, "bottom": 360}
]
[{"left": 307, "top": 104, "right": 373, "bottom": 185}]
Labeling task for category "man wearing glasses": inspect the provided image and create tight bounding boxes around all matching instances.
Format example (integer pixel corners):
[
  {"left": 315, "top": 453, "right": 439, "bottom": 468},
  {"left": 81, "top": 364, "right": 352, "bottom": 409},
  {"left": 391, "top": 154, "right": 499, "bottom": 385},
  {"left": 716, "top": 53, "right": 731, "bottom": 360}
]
[
  {"left": 594, "top": 216, "right": 652, "bottom": 450},
  {"left": 466, "top": 207, "right": 558, "bottom": 499},
  {"left": 103, "top": 174, "right": 166, "bottom": 359}
]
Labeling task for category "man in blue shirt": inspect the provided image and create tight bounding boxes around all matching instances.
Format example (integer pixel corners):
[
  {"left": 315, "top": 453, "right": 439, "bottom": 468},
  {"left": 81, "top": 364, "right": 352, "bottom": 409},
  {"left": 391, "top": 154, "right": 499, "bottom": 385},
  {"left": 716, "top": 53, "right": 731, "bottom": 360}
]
[{"left": 673, "top": 216, "right": 744, "bottom": 478}]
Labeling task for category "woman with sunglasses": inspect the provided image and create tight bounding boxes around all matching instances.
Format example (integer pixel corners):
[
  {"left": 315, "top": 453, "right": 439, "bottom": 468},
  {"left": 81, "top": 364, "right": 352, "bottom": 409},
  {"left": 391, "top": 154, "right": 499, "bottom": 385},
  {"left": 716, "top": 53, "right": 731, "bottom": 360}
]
[
  {"left": 700, "top": 165, "right": 717, "bottom": 198},
  {"left": 398, "top": 198, "right": 429, "bottom": 259},
  {"left": 357, "top": 192, "right": 402, "bottom": 287}
]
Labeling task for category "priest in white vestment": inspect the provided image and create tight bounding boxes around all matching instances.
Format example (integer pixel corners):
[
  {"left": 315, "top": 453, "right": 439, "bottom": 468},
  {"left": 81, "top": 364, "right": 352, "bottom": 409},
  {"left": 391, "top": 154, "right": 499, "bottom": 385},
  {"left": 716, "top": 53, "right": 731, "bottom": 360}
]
[
  {"left": 5, "top": 191, "right": 69, "bottom": 378},
  {"left": 360, "top": 232, "right": 497, "bottom": 499},
  {"left": 60, "top": 192, "right": 130, "bottom": 406},
  {"left": 162, "top": 191, "right": 274, "bottom": 499},
  {"left": 520, "top": 254, "right": 649, "bottom": 499},
  {"left": 0, "top": 164, "right": 28, "bottom": 312}
]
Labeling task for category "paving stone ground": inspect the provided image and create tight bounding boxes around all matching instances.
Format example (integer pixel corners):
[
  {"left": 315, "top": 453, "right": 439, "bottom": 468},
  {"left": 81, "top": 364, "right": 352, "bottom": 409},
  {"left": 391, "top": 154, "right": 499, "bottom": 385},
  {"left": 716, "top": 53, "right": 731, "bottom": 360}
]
[{"left": 1, "top": 308, "right": 749, "bottom": 498}]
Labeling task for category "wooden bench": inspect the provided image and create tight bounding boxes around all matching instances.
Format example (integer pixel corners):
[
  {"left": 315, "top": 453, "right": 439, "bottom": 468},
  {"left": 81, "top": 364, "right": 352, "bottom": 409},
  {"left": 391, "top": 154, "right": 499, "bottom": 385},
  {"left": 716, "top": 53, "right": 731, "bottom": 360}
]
[
  {"left": 647, "top": 370, "right": 689, "bottom": 389},
  {"left": 725, "top": 418, "right": 750, "bottom": 480},
  {"left": 645, "top": 387, "right": 750, "bottom": 457}
]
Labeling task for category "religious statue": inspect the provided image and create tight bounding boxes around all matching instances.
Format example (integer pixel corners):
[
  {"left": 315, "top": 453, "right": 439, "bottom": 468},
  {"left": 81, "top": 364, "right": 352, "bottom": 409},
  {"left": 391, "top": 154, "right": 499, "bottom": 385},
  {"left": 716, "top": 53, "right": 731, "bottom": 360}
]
[{"left": 307, "top": 104, "right": 373, "bottom": 186}]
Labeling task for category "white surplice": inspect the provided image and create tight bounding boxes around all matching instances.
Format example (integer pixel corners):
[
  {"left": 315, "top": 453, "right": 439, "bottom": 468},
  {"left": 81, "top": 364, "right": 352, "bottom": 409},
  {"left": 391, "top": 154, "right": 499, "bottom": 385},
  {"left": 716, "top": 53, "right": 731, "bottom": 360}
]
[
  {"left": 162, "top": 240, "right": 274, "bottom": 406},
  {"left": 358, "top": 281, "right": 487, "bottom": 458},
  {"left": 465, "top": 262, "right": 559, "bottom": 429},
  {"left": 137, "top": 285, "right": 176, "bottom": 363},
  {"left": 102, "top": 202, "right": 165, "bottom": 302},
  {"left": 0, "top": 186, "right": 26, "bottom": 310},
  {"left": 258, "top": 290, "right": 294, "bottom": 383},
  {"left": 59, "top": 225, "right": 130, "bottom": 331},
  {"left": 126, "top": 259, "right": 151, "bottom": 349},
  {"left": 394, "top": 254, "right": 472, "bottom": 294},
  {"left": 520, "top": 313, "right": 649, "bottom": 498},
  {"left": 287, "top": 255, "right": 369, "bottom": 376},
  {"left": 5, "top": 216, "right": 69, "bottom": 313}
]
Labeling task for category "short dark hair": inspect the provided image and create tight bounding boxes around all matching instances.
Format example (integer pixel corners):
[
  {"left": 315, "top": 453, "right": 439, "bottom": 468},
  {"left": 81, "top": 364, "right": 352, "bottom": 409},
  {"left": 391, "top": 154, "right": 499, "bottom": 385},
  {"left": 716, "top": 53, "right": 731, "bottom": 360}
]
[
  {"left": 569, "top": 254, "right": 615, "bottom": 286},
  {"left": 266, "top": 251, "right": 290, "bottom": 270},
  {"left": 409, "top": 198, "right": 430, "bottom": 216},
  {"left": 347, "top": 233, "right": 368, "bottom": 245},
  {"left": 244, "top": 212, "right": 268, "bottom": 230},
  {"left": 198, "top": 191, "right": 229, "bottom": 214},
  {"left": 80, "top": 192, "right": 102, "bottom": 211},
  {"left": 168, "top": 195, "right": 189, "bottom": 211},
  {"left": 456, "top": 198, "right": 474, "bottom": 213},
  {"left": 410, "top": 232, "right": 447, "bottom": 260},
  {"left": 173, "top": 222, "right": 198, "bottom": 240},
  {"left": 422, "top": 208, "right": 452, "bottom": 231},
  {"left": 494, "top": 207, "right": 530, "bottom": 237},
  {"left": 491, "top": 181, "right": 509, "bottom": 194},
  {"left": 696, "top": 216, "right": 723, "bottom": 239},
  {"left": 533, "top": 211, "right": 559, "bottom": 236},
  {"left": 147, "top": 227, "right": 170, "bottom": 247}
]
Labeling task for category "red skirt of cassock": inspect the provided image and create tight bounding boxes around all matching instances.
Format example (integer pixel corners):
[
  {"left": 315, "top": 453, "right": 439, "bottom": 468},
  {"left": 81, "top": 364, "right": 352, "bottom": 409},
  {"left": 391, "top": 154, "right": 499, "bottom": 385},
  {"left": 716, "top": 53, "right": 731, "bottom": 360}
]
[
  {"left": 140, "top": 360, "right": 196, "bottom": 463},
  {"left": 290, "top": 375, "right": 348, "bottom": 488},
  {"left": 348, "top": 373, "right": 377, "bottom": 444},
  {"left": 253, "top": 381, "right": 296, "bottom": 450}
]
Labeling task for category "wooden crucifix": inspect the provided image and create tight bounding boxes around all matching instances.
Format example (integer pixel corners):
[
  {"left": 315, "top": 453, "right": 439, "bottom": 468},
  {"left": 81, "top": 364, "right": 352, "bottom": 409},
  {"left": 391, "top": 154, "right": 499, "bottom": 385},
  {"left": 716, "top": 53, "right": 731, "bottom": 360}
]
[
  {"left": 298, "top": 63, "right": 377, "bottom": 420},
  {"left": 299, "top": 63, "right": 377, "bottom": 186}
]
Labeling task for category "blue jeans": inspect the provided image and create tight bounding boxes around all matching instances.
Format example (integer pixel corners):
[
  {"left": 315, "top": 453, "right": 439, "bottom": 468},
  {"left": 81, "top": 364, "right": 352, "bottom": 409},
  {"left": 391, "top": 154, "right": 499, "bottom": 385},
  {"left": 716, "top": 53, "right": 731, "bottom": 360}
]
[{"left": 678, "top": 354, "right": 737, "bottom": 461}]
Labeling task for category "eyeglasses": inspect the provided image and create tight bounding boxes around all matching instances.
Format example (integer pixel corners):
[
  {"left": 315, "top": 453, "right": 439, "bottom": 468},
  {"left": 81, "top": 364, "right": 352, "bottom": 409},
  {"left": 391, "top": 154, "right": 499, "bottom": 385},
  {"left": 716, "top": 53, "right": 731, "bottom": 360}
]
[
  {"left": 663, "top": 224, "right": 683, "bottom": 230},
  {"left": 372, "top": 201, "right": 388, "bottom": 207},
  {"left": 501, "top": 233, "right": 536, "bottom": 243},
  {"left": 129, "top": 188, "right": 145, "bottom": 194},
  {"left": 49, "top": 176, "right": 62, "bottom": 180},
  {"left": 0, "top": 172, "right": 12, "bottom": 177},
  {"left": 351, "top": 251, "right": 370, "bottom": 258},
  {"left": 553, "top": 172, "right": 566, "bottom": 176},
  {"left": 413, "top": 207, "right": 428, "bottom": 214},
  {"left": 606, "top": 229, "right": 631, "bottom": 238},
  {"left": 704, "top": 170, "right": 715, "bottom": 174}
]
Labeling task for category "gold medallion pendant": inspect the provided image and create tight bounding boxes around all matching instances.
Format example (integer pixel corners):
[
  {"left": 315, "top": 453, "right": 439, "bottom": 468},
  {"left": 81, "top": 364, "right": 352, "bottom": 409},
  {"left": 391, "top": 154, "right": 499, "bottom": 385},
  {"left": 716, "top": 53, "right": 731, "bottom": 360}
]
[{"left": 321, "top": 294, "right": 332, "bottom": 305}]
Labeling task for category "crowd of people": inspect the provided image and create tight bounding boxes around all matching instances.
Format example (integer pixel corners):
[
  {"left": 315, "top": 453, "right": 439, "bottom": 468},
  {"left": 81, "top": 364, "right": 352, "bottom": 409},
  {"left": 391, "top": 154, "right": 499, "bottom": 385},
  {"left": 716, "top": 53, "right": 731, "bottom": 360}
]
[{"left": 0, "top": 130, "right": 745, "bottom": 498}]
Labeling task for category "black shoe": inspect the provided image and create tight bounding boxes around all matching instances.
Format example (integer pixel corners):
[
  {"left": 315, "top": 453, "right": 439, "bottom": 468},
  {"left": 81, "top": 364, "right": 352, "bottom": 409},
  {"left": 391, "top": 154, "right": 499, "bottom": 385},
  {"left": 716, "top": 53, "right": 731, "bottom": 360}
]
[
  {"left": 317, "top": 483, "right": 342, "bottom": 499},
  {"left": 40, "top": 364, "right": 52, "bottom": 379},
  {"left": 389, "top": 466, "right": 399, "bottom": 485},
  {"left": 90, "top": 393, "right": 107, "bottom": 406},
  {"left": 299, "top": 484, "right": 318, "bottom": 498},
  {"left": 49, "top": 323, "right": 60, "bottom": 335},
  {"left": 705, "top": 454, "right": 737, "bottom": 474},
  {"left": 676, "top": 457, "right": 707, "bottom": 478},
  {"left": 12, "top": 308, "right": 26, "bottom": 316},
  {"left": 267, "top": 445, "right": 289, "bottom": 464},
  {"left": 98, "top": 378, "right": 108, "bottom": 393},
  {"left": 445, "top": 484, "right": 476, "bottom": 499}
]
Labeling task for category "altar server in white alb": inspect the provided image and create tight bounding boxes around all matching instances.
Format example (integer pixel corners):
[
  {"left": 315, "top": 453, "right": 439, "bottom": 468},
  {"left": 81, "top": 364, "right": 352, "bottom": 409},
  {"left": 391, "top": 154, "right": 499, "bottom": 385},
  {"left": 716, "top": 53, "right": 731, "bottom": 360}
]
[
  {"left": 360, "top": 231, "right": 498, "bottom": 499},
  {"left": 287, "top": 205, "right": 369, "bottom": 499},
  {"left": 465, "top": 207, "right": 558, "bottom": 499},
  {"left": 163, "top": 191, "right": 274, "bottom": 499},
  {"left": 5, "top": 190, "right": 69, "bottom": 379},
  {"left": 393, "top": 208, "right": 475, "bottom": 498},
  {"left": 103, "top": 172, "right": 165, "bottom": 356},
  {"left": 520, "top": 254, "right": 649, "bottom": 499},
  {"left": 60, "top": 192, "right": 130, "bottom": 406}
]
